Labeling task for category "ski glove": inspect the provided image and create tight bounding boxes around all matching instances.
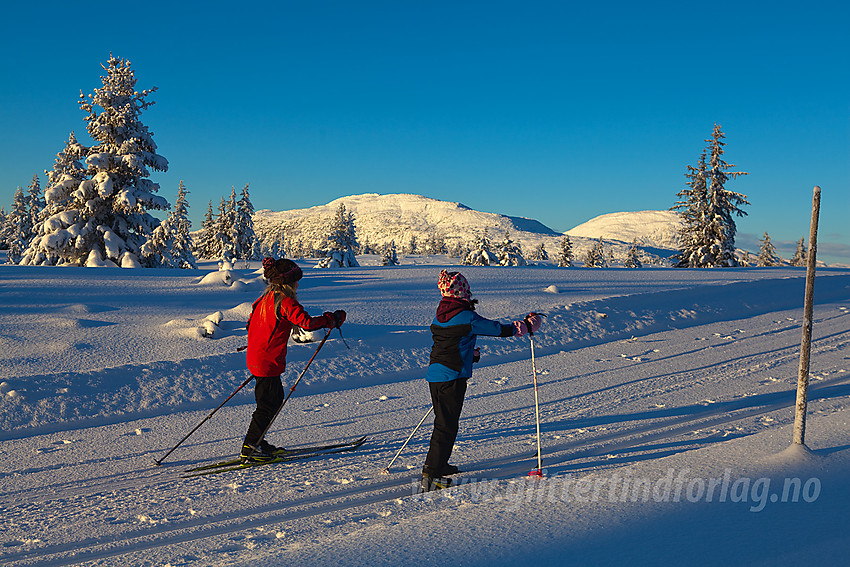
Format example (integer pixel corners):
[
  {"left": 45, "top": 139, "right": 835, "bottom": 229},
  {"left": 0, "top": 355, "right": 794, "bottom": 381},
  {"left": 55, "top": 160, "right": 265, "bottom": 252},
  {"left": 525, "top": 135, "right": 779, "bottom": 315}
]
[
  {"left": 473, "top": 347, "right": 481, "bottom": 363},
  {"left": 324, "top": 310, "right": 347, "bottom": 328},
  {"left": 513, "top": 313, "right": 542, "bottom": 337}
]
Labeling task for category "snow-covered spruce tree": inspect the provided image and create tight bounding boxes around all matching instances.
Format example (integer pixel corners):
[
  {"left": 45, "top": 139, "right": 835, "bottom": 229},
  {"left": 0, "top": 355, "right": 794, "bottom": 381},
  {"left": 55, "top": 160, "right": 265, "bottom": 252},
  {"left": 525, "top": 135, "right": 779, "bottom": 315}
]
[
  {"left": 214, "top": 195, "right": 234, "bottom": 262},
  {"left": 625, "top": 239, "right": 642, "bottom": 268},
  {"left": 447, "top": 239, "right": 467, "bottom": 259},
  {"left": 0, "top": 207, "right": 6, "bottom": 249},
  {"left": 317, "top": 202, "right": 359, "bottom": 268},
  {"left": 193, "top": 200, "right": 218, "bottom": 260},
  {"left": 232, "top": 183, "right": 257, "bottom": 268},
  {"left": 584, "top": 238, "right": 607, "bottom": 268},
  {"left": 261, "top": 225, "right": 286, "bottom": 259},
  {"left": 19, "top": 133, "right": 88, "bottom": 265},
  {"left": 141, "top": 181, "right": 195, "bottom": 268},
  {"left": 26, "top": 175, "right": 45, "bottom": 231},
  {"left": 756, "top": 232, "right": 780, "bottom": 267},
  {"left": 557, "top": 235, "right": 573, "bottom": 267},
  {"left": 23, "top": 57, "right": 169, "bottom": 267},
  {"left": 382, "top": 240, "right": 399, "bottom": 266},
  {"left": 463, "top": 228, "right": 497, "bottom": 266},
  {"left": 423, "top": 232, "right": 447, "bottom": 255},
  {"left": 3, "top": 187, "right": 31, "bottom": 264},
  {"left": 530, "top": 242, "right": 549, "bottom": 261},
  {"left": 673, "top": 125, "right": 748, "bottom": 268},
  {"left": 496, "top": 230, "right": 527, "bottom": 266},
  {"left": 672, "top": 149, "right": 709, "bottom": 267},
  {"left": 790, "top": 237, "right": 807, "bottom": 267}
]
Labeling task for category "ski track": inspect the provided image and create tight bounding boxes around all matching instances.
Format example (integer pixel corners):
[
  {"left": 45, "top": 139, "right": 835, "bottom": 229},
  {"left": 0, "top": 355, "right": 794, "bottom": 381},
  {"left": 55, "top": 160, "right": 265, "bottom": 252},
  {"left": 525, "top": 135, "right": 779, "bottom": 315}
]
[
  {"left": 1, "top": 269, "right": 849, "bottom": 565},
  {"left": 4, "top": 322, "right": 849, "bottom": 565}
]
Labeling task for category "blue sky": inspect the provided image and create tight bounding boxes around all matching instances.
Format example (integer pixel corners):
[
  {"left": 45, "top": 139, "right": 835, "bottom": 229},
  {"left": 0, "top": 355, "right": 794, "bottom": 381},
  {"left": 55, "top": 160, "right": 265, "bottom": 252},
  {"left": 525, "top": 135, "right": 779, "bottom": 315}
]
[{"left": 2, "top": 1, "right": 848, "bottom": 263}]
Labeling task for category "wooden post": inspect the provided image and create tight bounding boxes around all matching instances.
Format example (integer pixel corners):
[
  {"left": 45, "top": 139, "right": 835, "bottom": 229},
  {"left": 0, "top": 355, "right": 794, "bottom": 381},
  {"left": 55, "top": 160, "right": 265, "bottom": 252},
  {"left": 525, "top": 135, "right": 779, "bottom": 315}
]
[{"left": 792, "top": 186, "right": 821, "bottom": 446}]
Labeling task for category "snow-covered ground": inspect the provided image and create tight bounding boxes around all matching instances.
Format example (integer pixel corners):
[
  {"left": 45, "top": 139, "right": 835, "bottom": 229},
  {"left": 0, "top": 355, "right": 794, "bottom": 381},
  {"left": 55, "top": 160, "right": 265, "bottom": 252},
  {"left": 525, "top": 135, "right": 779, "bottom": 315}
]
[{"left": 1, "top": 258, "right": 849, "bottom": 566}]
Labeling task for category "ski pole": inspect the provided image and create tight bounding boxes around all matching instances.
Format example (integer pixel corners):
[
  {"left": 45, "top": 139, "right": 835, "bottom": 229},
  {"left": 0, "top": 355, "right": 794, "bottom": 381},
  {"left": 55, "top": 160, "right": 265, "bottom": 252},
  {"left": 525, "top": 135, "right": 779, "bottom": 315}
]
[
  {"left": 154, "top": 374, "right": 254, "bottom": 466},
  {"left": 242, "top": 325, "right": 334, "bottom": 461},
  {"left": 525, "top": 313, "right": 544, "bottom": 478},
  {"left": 380, "top": 405, "right": 433, "bottom": 474}
]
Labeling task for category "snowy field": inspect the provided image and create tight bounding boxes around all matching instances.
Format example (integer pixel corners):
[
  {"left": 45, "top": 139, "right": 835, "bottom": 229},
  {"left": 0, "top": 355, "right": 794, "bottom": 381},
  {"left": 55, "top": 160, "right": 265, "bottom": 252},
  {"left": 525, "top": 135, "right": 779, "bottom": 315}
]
[{"left": 1, "top": 258, "right": 849, "bottom": 566}]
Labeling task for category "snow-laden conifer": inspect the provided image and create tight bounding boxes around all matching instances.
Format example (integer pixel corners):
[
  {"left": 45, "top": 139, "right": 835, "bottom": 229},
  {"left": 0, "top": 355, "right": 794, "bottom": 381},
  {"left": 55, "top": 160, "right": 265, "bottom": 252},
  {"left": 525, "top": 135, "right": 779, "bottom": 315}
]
[
  {"left": 0, "top": 207, "right": 6, "bottom": 249},
  {"left": 21, "top": 56, "right": 169, "bottom": 267},
  {"left": 496, "top": 230, "right": 527, "bottom": 266},
  {"left": 19, "top": 133, "right": 88, "bottom": 265},
  {"left": 625, "top": 239, "right": 643, "bottom": 268},
  {"left": 530, "top": 242, "right": 549, "bottom": 261},
  {"left": 141, "top": 181, "right": 196, "bottom": 268},
  {"left": 757, "top": 232, "right": 780, "bottom": 267},
  {"left": 382, "top": 240, "right": 399, "bottom": 266},
  {"left": 261, "top": 225, "right": 286, "bottom": 259},
  {"left": 463, "top": 228, "right": 497, "bottom": 266},
  {"left": 317, "top": 202, "right": 359, "bottom": 268},
  {"left": 193, "top": 201, "right": 217, "bottom": 260},
  {"left": 557, "top": 235, "right": 573, "bottom": 267},
  {"left": 26, "top": 175, "right": 45, "bottom": 231},
  {"left": 584, "top": 238, "right": 607, "bottom": 268},
  {"left": 790, "top": 237, "right": 807, "bottom": 267},
  {"left": 673, "top": 125, "right": 748, "bottom": 267},
  {"left": 3, "top": 187, "right": 30, "bottom": 264},
  {"left": 214, "top": 195, "right": 234, "bottom": 262},
  {"left": 232, "top": 184, "right": 257, "bottom": 267}
]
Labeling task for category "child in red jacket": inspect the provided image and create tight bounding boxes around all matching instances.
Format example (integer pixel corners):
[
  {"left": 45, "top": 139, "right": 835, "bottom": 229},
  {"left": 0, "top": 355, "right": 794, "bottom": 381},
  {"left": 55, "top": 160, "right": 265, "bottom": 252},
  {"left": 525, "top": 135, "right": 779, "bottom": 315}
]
[{"left": 242, "top": 257, "right": 345, "bottom": 462}]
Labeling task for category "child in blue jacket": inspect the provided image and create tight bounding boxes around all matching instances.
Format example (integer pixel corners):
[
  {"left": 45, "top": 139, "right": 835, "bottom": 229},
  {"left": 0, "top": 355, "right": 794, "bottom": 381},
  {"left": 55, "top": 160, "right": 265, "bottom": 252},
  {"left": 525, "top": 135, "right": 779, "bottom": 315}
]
[{"left": 422, "top": 270, "right": 541, "bottom": 491}]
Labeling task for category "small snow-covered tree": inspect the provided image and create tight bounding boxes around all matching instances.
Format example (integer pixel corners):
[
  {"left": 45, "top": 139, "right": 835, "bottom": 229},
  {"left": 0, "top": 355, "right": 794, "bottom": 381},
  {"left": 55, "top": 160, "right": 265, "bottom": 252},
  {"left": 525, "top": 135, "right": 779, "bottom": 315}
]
[
  {"left": 756, "top": 232, "right": 780, "bottom": 267},
  {"left": 423, "top": 232, "right": 447, "bottom": 255},
  {"left": 26, "top": 175, "right": 45, "bottom": 230},
  {"left": 557, "top": 235, "right": 573, "bottom": 267},
  {"left": 142, "top": 181, "right": 195, "bottom": 268},
  {"left": 214, "top": 195, "right": 234, "bottom": 262},
  {"left": 19, "top": 133, "right": 88, "bottom": 265},
  {"left": 447, "top": 240, "right": 467, "bottom": 259},
  {"left": 3, "top": 187, "right": 30, "bottom": 264},
  {"left": 382, "top": 240, "right": 399, "bottom": 266},
  {"left": 790, "top": 237, "right": 807, "bottom": 267},
  {"left": 0, "top": 207, "right": 6, "bottom": 249},
  {"left": 21, "top": 56, "right": 169, "bottom": 267},
  {"left": 624, "top": 239, "right": 642, "bottom": 268},
  {"left": 317, "top": 202, "right": 359, "bottom": 268},
  {"left": 530, "top": 242, "right": 549, "bottom": 261},
  {"left": 193, "top": 200, "right": 217, "bottom": 260},
  {"left": 262, "top": 225, "right": 286, "bottom": 259},
  {"left": 463, "top": 228, "right": 497, "bottom": 266},
  {"left": 584, "top": 238, "right": 607, "bottom": 268},
  {"left": 496, "top": 230, "right": 527, "bottom": 266},
  {"left": 232, "top": 183, "right": 257, "bottom": 267}
]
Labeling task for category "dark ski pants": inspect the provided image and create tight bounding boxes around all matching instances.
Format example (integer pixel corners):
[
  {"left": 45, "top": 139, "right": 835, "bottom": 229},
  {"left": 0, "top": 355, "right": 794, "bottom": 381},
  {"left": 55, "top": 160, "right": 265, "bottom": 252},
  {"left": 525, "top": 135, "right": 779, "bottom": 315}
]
[
  {"left": 243, "top": 375, "right": 284, "bottom": 449},
  {"left": 423, "top": 377, "right": 468, "bottom": 476}
]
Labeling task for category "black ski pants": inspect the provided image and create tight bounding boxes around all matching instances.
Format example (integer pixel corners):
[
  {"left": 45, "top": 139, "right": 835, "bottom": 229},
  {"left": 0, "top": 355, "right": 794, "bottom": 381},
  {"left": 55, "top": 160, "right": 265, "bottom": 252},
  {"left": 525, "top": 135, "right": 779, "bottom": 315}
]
[
  {"left": 243, "top": 375, "right": 284, "bottom": 449},
  {"left": 423, "top": 377, "right": 467, "bottom": 476}
]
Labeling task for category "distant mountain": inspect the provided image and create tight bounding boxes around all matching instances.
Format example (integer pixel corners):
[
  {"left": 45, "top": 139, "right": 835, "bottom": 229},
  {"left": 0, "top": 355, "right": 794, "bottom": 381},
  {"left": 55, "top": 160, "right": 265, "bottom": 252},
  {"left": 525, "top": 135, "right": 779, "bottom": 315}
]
[
  {"left": 254, "top": 193, "right": 559, "bottom": 252},
  {"left": 566, "top": 210, "right": 682, "bottom": 250},
  {"left": 253, "top": 193, "right": 680, "bottom": 263}
]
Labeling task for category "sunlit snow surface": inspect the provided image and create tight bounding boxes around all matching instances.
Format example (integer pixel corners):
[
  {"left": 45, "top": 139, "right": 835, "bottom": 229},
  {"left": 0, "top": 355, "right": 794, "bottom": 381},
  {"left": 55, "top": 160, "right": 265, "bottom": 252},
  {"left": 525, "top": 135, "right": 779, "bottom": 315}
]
[{"left": 1, "top": 258, "right": 849, "bottom": 566}]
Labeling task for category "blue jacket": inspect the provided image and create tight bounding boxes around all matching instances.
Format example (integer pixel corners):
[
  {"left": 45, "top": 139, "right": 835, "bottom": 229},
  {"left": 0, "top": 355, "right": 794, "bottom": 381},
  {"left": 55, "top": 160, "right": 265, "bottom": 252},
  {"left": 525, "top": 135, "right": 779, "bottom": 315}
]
[{"left": 426, "top": 298, "right": 514, "bottom": 382}]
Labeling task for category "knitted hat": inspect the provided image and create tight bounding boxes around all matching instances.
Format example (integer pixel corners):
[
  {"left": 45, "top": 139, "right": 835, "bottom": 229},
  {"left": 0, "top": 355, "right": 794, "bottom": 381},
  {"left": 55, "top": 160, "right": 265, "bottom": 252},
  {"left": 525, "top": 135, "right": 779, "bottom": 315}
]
[
  {"left": 438, "top": 270, "right": 471, "bottom": 300},
  {"left": 263, "top": 257, "right": 303, "bottom": 285}
]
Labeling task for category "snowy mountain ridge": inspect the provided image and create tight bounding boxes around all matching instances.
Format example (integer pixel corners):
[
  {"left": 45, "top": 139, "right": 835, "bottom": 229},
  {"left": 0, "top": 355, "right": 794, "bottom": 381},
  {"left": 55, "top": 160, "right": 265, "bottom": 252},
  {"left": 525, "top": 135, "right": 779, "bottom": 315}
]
[{"left": 254, "top": 193, "right": 682, "bottom": 258}]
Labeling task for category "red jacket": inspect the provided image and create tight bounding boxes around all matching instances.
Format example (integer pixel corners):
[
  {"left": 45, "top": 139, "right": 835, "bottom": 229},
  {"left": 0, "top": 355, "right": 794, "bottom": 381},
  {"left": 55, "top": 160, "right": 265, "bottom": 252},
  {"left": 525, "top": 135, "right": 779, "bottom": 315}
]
[{"left": 246, "top": 292, "right": 333, "bottom": 377}]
